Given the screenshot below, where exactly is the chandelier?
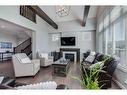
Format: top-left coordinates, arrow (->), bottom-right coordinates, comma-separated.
56,6 -> 70,17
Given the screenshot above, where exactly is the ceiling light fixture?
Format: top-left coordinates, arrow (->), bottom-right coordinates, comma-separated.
56,6 -> 70,17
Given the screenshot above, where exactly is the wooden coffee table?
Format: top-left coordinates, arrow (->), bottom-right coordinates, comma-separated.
52,59 -> 71,77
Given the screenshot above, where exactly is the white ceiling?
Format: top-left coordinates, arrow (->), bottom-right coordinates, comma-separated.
0,6 -> 98,37
39,6 -> 98,22
0,19 -> 32,39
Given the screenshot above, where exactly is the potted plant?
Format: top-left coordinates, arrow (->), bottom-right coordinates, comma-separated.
72,56 -> 110,89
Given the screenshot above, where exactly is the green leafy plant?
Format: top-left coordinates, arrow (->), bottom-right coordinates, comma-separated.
72,63 -> 102,89
71,55 -> 111,89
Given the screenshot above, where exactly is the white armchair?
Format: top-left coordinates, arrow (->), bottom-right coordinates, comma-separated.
37,52 -> 53,67
12,53 -> 40,77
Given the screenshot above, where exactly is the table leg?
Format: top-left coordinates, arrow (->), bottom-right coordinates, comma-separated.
2,53 -> 3,62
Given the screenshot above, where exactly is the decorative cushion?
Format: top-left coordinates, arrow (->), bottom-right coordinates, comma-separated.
85,55 -> 95,63
15,53 -> 28,63
90,51 -> 96,55
21,58 -> 31,64
59,57 -> 66,62
89,61 -> 104,69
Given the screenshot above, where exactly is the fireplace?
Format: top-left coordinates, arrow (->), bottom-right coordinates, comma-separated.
65,54 -> 74,62
63,51 -> 77,62
60,48 -> 80,62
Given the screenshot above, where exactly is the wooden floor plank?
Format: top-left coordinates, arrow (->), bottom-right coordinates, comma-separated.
0,60 -> 120,89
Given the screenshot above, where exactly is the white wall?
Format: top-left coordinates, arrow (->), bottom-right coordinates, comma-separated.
48,33 -> 60,52
0,31 -> 17,52
49,18 -> 96,33
0,6 -> 96,59
48,31 -> 96,62
48,18 -> 96,61
61,31 -> 96,61
0,6 -> 51,58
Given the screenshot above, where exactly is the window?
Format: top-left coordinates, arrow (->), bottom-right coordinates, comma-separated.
104,14 -> 109,28
98,21 -> 104,53
98,33 -> 103,53
0,42 -> 12,49
114,19 -> 126,66
102,31 -> 106,54
97,6 -> 127,67
106,27 -> 113,55
99,22 -> 103,32
52,34 -> 60,42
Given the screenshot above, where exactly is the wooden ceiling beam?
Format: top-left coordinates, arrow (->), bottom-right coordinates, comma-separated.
28,6 -> 58,29
82,6 -> 90,27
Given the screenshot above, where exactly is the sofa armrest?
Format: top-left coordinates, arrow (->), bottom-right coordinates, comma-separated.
98,71 -> 112,89
32,59 -> 40,64
98,71 -> 112,79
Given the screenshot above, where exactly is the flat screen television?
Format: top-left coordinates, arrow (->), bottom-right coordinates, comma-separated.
61,37 -> 75,46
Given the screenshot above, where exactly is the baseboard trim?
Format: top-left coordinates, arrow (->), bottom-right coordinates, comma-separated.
112,78 -> 126,89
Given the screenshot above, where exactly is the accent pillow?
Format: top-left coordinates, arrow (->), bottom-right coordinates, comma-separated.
85,55 -> 95,63
21,58 -> 31,64
90,51 -> 96,56
89,61 -> 104,69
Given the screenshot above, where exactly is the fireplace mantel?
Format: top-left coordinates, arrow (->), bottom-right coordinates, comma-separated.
60,48 -> 80,62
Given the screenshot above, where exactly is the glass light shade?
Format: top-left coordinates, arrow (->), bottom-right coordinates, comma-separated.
56,6 -> 70,17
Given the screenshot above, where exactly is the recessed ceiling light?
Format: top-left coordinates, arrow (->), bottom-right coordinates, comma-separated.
1,25 -> 5,28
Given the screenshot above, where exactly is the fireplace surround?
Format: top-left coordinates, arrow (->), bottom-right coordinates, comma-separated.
60,48 -> 80,62
63,51 -> 76,62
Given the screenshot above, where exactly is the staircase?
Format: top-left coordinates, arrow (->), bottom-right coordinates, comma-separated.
14,38 -> 32,56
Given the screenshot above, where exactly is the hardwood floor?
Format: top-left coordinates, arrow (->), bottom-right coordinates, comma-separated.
0,60 -> 120,89
16,62 -> 82,89
0,60 -> 15,78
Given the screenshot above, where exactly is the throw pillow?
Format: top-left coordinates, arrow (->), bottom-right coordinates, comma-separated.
85,55 -> 95,63
90,51 -> 96,55
21,58 -> 31,64
89,61 -> 104,69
